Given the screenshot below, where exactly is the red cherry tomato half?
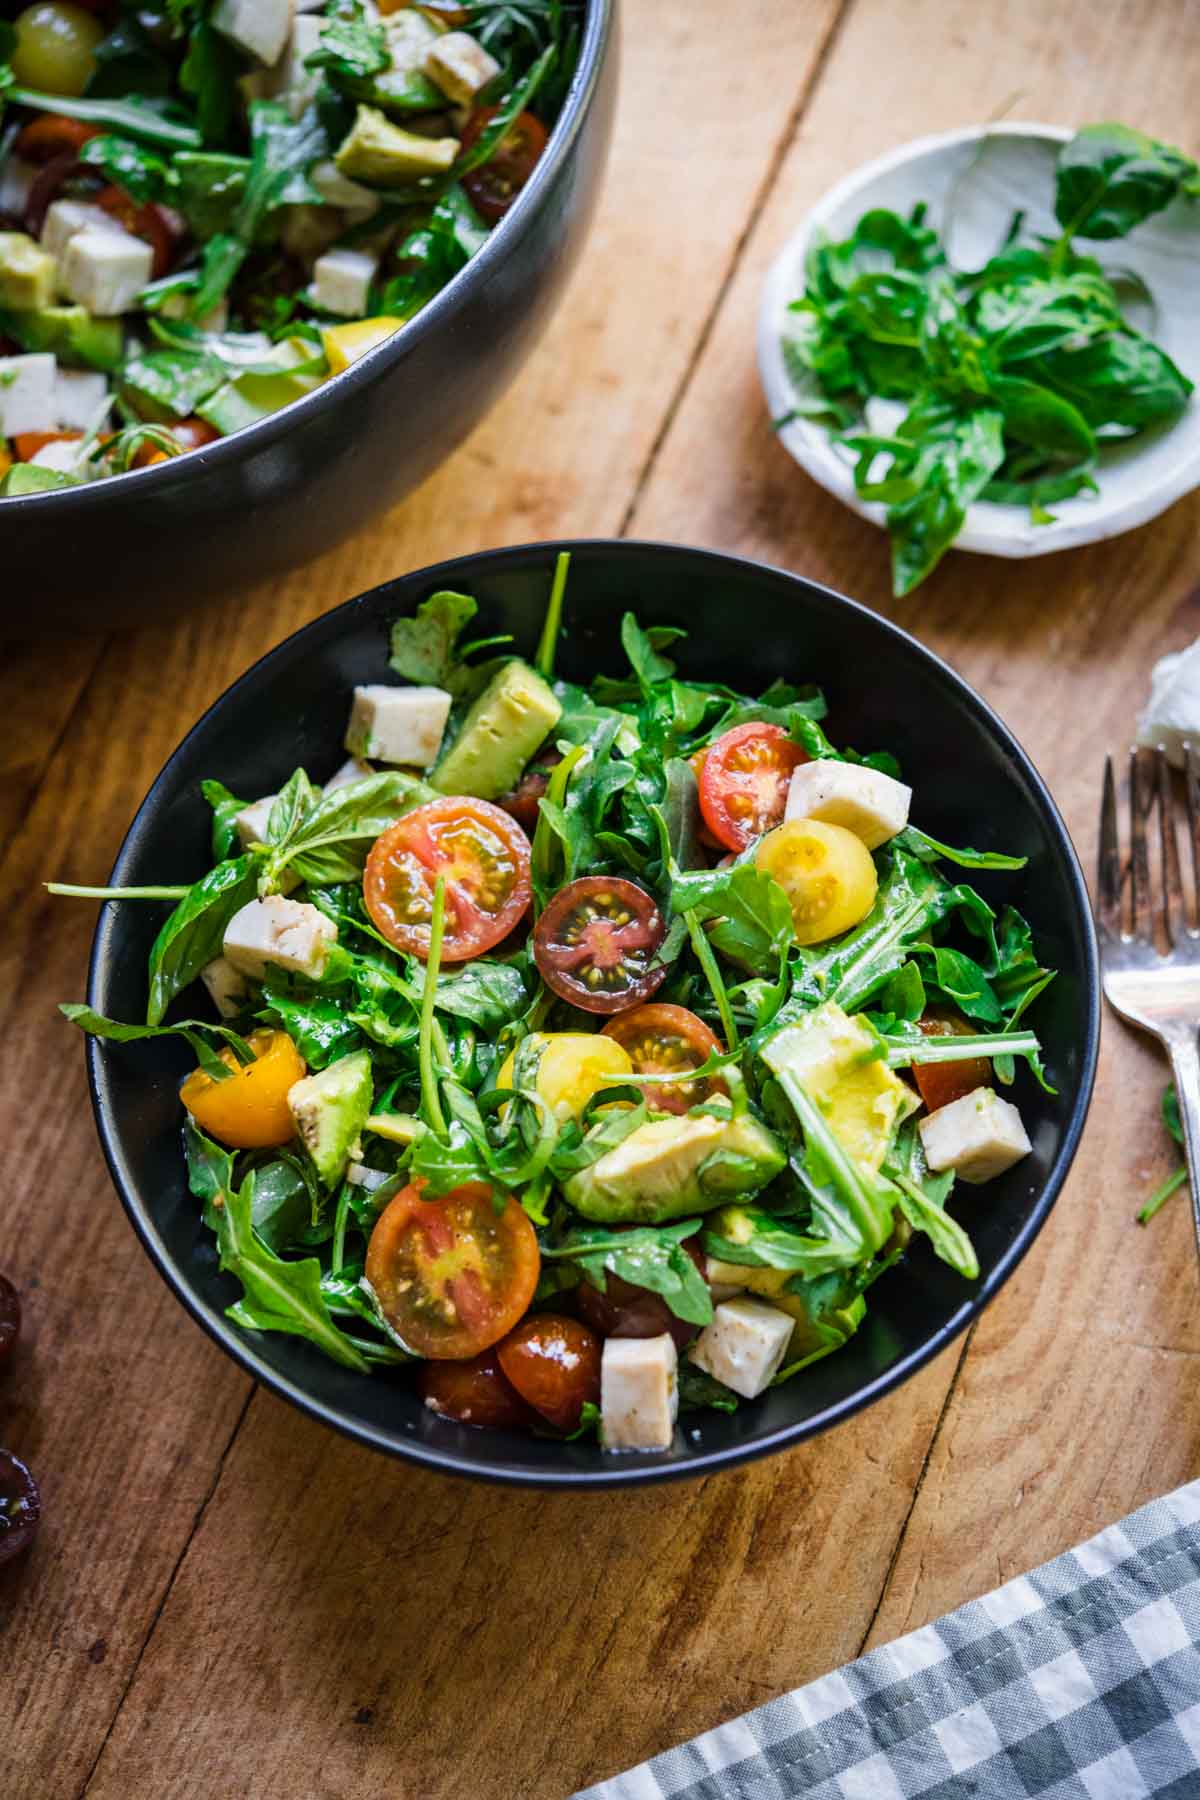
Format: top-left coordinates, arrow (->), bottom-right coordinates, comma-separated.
575,1234 -> 708,1352
365,1180 -> 540,1360
14,114 -> 100,162
419,1348 -> 538,1430
96,184 -> 175,279
0,1449 -> 40,1567
498,746 -> 563,834
698,722 -> 809,853
461,107 -> 549,223
0,1275 -> 20,1367
913,1012 -> 993,1114
364,796 -> 532,963
496,1314 -> 602,1432
602,1004 -> 727,1116
532,875 -> 667,1015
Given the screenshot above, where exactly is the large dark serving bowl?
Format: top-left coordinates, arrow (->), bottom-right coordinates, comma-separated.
85,541 -> 1100,1487
2,4 -> 616,633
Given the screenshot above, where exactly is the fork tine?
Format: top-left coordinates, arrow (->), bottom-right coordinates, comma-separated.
1098,754 -> 1122,936
1184,743 -> 1200,928
1157,746 -> 1186,944
1129,747 -> 1155,943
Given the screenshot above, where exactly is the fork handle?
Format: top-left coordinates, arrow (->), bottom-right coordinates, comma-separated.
1163,1026 -> 1200,1261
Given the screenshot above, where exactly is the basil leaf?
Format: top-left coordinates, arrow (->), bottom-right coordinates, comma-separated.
389,590 -> 479,688
1055,122 -> 1199,241
145,855 -> 259,1025
544,1219 -> 713,1327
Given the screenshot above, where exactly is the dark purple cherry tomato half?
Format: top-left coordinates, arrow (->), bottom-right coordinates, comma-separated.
0,1450 -> 41,1568
532,876 -> 668,1015
575,1235 -> 708,1352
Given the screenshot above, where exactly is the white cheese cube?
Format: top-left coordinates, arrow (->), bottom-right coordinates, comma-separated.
919,1086 -> 1032,1186
309,159 -> 381,221
600,1334 -> 678,1453
41,199 -> 123,262
310,247 -> 378,317
346,1161 -> 389,1191
234,794 -> 276,850
688,1297 -> 793,1400
345,684 -> 452,767
60,228 -> 154,317
29,437 -> 93,480
275,12 -> 324,117
0,353 -> 56,435
223,896 -> 337,982
1136,639 -> 1200,770
55,367 -> 109,430
785,760 -> 912,850
324,756 -> 374,793
424,30 -> 501,104
200,956 -> 250,1019
212,0 -> 293,65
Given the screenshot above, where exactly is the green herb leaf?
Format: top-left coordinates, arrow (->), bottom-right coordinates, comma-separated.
1055,122 -> 1199,241
145,855 -> 260,1026
544,1218 -> 714,1327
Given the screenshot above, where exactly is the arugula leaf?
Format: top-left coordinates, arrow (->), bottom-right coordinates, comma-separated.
669,858 -> 796,980
389,590 -> 481,690
201,779 -> 249,862
6,86 -> 203,149
1138,1084 -> 1187,1224
884,1120 -> 978,1280
434,961 -> 529,1029
260,982 -> 363,1067
145,855 -> 259,1025
899,826 -> 1027,871
60,1004 -> 253,1081
701,1206 -> 837,1273
305,0 -> 389,84
1055,122 -> 1199,241
452,41 -> 556,176
179,20 -> 239,145
80,134 -> 171,202
677,1364 -> 739,1414
543,1219 -> 714,1326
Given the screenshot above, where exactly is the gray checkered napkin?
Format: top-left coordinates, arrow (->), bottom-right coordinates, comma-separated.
573,1481 -> 1200,1800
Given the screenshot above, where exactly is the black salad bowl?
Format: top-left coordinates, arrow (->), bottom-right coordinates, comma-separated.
85,541 -> 1100,1488
0,4 -> 616,634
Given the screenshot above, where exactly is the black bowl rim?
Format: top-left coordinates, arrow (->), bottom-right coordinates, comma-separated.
0,0 -> 615,518
85,539 -> 1101,1489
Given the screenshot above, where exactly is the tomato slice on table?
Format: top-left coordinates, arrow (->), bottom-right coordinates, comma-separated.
364,796 -> 532,962
699,722 -> 808,853
532,876 -> 667,1015
365,1180 -> 540,1359
461,107 -> 549,223
419,1348 -> 539,1430
602,1004 -> 726,1116
496,1314 -> 602,1432
912,1011 -> 993,1114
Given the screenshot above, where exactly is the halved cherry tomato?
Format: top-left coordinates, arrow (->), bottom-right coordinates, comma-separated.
12,429 -> 80,462
130,417 -> 219,468
96,184 -> 175,279
0,1450 -> 40,1568
461,107 -> 549,224
913,1012 -> 993,1114
0,1274 -> 20,1367
14,113 -> 100,162
499,746 -> 563,833
419,1348 -> 538,1430
699,722 -> 808,853
179,1029 -> 306,1150
532,875 -> 667,1015
689,747 -> 726,855
496,1314 -> 601,1433
365,1180 -> 540,1359
364,797 -> 532,963
602,1004 -> 726,1116
575,1233 -> 708,1352
496,1031 -> 634,1124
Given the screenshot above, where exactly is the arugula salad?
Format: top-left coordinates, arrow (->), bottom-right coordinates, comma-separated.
0,0 -> 579,493
57,559 -> 1056,1452
778,122 -> 1198,596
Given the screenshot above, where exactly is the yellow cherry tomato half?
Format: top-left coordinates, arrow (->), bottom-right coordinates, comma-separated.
755,817 -> 878,947
12,3 -> 104,97
496,1031 -> 634,1124
321,316 -> 405,375
180,1029 -> 306,1150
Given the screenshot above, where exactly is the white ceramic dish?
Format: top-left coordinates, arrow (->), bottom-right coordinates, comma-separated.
757,123 -> 1200,561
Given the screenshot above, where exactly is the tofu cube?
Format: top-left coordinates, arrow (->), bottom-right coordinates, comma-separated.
424,30 -> 501,105
60,228 -> 154,317
309,159 -> 381,221
56,368 -> 110,431
600,1335 -> 678,1452
41,199 -> 122,262
275,12 -> 324,117
0,353 -> 56,435
919,1086 -> 1032,1186
310,247 -> 378,318
212,0 -> 293,66
345,684 -> 452,767
223,896 -> 338,982
200,956 -> 250,1020
346,1161 -> 389,1192
234,794 -> 276,850
324,756 -> 375,793
785,760 -> 912,850
29,438 -> 91,479
688,1298 -> 793,1400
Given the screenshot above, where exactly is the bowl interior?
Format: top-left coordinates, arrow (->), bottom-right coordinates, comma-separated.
758,124 -> 1200,558
87,542 -> 1099,1486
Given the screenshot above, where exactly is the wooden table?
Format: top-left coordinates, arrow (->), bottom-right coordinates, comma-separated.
4,2 -> 1199,1793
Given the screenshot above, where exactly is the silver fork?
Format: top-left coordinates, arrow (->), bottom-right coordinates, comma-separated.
1099,743 -> 1200,1252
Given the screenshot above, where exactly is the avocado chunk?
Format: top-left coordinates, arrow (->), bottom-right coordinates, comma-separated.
347,12 -> 445,114
335,105 -> 460,186
287,1050 -> 374,1184
0,303 -> 123,372
195,336 -> 325,435
763,1000 -> 916,1173
432,660 -> 562,800
0,463 -> 81,496
0,233 -> 56,312
564,1112 -> 786,1224
703,1208 -> 866,1356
